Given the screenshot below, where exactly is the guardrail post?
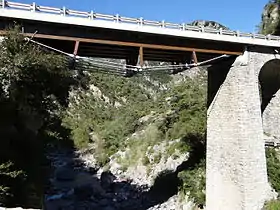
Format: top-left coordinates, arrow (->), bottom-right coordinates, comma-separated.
61,6 -> 66,16
266,34 -> 271,40
201,26 -> 204,33
31,2 -> 36,12
115,14 -> 120,23
182,23 -> 185,31
219,28 -> 223,35
161,20 -> 165,28
89,10 -> 95,20
1,0 -> 5,8
139,17 -> 143,26
236,30 -> 240,37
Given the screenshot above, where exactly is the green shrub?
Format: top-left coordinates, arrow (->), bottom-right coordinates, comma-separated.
265,199 -> 280,210
266,148 -> 280,193
178,159 -> 206,206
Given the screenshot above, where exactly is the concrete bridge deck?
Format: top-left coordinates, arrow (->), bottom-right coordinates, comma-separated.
1,1 -> 280,65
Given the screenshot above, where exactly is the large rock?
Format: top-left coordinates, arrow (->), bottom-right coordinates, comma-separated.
74,185 -> 94,200
100,171 -> 116,190
55,167 -> 75,181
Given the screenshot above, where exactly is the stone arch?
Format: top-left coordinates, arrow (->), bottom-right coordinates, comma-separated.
259,58 -> 280,138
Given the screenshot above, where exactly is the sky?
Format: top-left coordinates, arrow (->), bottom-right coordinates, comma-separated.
15,0 -> 269,33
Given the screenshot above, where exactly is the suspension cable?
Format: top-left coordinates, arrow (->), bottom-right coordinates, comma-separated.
24,37 -> 232,76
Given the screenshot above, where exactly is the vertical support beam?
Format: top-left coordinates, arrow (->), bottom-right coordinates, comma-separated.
139,46 -> 144,67
73,40 -> 80,57
69,41 -> 80,70
192,51 -> 198,64
207,51 -> 270,210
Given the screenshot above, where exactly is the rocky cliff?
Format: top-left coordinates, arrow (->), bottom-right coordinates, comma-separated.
189,20 -> 229,30
259,0 -> 280,35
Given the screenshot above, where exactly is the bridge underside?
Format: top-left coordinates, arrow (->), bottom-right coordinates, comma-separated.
0,17 -> 244,65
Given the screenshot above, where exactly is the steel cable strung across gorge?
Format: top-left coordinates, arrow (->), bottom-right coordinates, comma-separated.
25,37 -> 232,76
74,56 -> 177,75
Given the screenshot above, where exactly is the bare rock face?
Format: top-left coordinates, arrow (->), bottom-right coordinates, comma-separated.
189,20 -> 229,30
259,1 -> 280,35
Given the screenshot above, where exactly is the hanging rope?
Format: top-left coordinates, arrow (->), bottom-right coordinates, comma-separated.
24,37 -> 232,77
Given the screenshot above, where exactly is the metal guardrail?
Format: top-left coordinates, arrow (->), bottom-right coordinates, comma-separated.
1,0 -> 280,42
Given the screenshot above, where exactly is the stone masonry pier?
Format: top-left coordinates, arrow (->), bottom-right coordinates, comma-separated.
206,48 -> 280,210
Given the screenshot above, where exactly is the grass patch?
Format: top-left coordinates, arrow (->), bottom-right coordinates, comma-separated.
265,199 -> 280,210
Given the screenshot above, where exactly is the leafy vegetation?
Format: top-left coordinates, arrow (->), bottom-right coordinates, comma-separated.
258,0 -> 280,35
266,148 -> 280,194
0,27 -> 76,207
263,148 -> 280,209
63,72 -> 171,164
0,27 -> 207,207
64,62 -> 207,207
265,199 -> 280,210
178,159 -> 206,206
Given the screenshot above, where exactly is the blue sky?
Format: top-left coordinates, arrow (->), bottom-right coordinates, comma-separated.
15,0 -> 268,33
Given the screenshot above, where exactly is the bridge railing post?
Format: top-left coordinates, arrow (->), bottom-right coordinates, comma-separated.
89,10 -> 95,20
201,26 -> 204,33
182,23 -> 185,31
31,2 -> 36,12
115,14 -> 120,23
1,0 -> 5,9
61,6 -> 66,16
236,30 -> 240,37
219,28 -> 223,35
266,34 -> 271,41
161,20 -> 165,28
139,17 -> 143,26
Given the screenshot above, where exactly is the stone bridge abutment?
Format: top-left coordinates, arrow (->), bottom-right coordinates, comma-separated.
206,47 -> 280,210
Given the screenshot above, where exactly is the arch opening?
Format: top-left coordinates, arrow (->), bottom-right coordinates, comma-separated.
259,59 -> 280,113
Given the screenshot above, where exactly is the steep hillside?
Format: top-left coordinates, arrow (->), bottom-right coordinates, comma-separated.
58,67 -> 207,209
259,0 -> 280,35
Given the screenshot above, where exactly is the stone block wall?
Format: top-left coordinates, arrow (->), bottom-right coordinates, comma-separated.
206,48 -> 278,210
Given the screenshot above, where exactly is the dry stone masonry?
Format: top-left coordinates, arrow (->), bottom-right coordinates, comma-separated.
207,47 -> 280,210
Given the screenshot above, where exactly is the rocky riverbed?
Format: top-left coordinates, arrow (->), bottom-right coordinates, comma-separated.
43,144 -> 196,210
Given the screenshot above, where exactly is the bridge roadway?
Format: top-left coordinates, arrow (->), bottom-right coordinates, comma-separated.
1,1 -> 280,67
2,1 -> 280,209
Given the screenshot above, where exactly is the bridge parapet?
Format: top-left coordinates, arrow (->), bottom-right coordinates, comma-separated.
1,0 -> 280,43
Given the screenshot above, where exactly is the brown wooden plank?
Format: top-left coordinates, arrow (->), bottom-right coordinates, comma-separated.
73,40 -> 80,56
0,30 -> 242,55
192,51 -> 198,64
139,46 -> 144,67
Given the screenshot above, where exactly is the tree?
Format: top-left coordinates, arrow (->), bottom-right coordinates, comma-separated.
0,27 -> 76,207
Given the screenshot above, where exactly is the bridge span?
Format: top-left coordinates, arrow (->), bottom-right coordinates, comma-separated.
2,1 -> 280,210
1,1 -> 280,67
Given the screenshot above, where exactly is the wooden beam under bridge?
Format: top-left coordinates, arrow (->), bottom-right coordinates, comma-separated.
0,30 -> 243,56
